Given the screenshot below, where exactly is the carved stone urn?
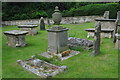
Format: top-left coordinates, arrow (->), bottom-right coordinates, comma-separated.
52,6 -> 62,25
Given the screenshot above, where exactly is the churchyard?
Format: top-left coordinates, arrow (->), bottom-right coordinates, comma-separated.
2,2 -> 120,78
2,22 -> 118,78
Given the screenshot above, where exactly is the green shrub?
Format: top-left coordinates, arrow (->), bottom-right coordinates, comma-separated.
63,3 -> 119,19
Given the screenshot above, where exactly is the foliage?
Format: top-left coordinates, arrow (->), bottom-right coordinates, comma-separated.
2,2 -> 120,21
63,3 -> 120,19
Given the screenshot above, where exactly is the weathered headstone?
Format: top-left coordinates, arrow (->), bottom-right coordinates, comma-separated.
40,17 -> 45,30
103,11 -> 109,19
113,20 -> 118,43
47,26 -> 69,54
117,11 -> 120,21
47,18 -> 51,27
115,33 -> 120,49
92,21 -> 101,56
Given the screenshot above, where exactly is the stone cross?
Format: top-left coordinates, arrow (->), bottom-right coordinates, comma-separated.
40,17 -> 45,30
117,11 -> 120,21
92,21 -> 101,56
103,11 -> 109,19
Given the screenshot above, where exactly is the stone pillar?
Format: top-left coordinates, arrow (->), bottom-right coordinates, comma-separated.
40,17 -> 45,30
103,11 -> 109,19
117,11 -> 120,21
47,26 -> 69,54
92,21 -> 101,56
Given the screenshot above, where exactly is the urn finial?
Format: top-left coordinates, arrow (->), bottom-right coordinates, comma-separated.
54,6 -> 60,12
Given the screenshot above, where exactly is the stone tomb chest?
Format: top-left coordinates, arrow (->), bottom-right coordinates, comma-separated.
4,30 -> 28,47
85,19 -> 116,38
85,28 -> 114,38
18,25 -> 38,36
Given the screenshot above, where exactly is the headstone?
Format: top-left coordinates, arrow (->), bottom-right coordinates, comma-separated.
115,33 -> 120,49
117,11 -> 120,21
47,18 -> 51,27
113,20 -> 119,43
103,11 -> 109,19
40,17 -> 45,30
92,21 -> 101,56
47,26 -> 69,54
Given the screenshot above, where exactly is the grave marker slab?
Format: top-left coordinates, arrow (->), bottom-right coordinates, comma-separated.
40,17 -> 45,30
92,22 -> 101,56
103,11 -> 109,19
115,33 -> 120,50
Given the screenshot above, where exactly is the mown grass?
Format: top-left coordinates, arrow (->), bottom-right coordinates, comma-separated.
2,22 -> 118,78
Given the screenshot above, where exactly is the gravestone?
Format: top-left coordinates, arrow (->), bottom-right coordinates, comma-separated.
92,21 -> 101,56
40,17 -> 45,30
103,11 -> 109,19
4,30 -> 28,47
47,26 -> 69,54
113,20 -> 119,43
117,11 -> 120,21
47,18 -> 51,27
115,33 -> 120,49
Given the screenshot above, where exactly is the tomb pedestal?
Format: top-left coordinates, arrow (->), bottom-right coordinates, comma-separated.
4,30 -> 28,47
40,26 -> 80,61
18,25 -> 38,36
47,26 -> 69,54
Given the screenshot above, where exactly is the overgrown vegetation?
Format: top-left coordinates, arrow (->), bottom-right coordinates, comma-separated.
2,2 -> 120,21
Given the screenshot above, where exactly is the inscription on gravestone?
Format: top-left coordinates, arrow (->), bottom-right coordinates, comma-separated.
92,21 -> 101,56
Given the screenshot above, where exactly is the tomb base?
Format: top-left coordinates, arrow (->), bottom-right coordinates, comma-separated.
40,50 -> 80,61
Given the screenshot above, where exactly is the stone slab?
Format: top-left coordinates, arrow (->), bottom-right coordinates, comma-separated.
17,57 -> 67,78
18,25 -> 38,28
4,30 -> 28,35
85,28 -> 114,32
18,25 -> 38,36
95,19 -> 116,22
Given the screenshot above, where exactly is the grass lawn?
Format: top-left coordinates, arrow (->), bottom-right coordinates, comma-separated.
2,22 -> 118,78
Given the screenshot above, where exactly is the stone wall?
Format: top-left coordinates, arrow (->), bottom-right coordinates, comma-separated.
2,16 -> 102,26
